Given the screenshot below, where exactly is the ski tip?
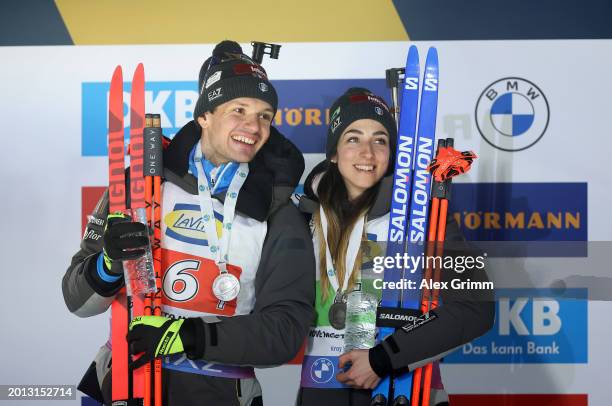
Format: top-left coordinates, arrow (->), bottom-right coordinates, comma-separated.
131,63 -> 145,95
426,47 -> 439,65
407,45 -> 419,63
111,65 -> 123,81
406,45 -> 420,77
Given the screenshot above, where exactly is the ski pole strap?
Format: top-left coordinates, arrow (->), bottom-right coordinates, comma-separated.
427,145 -> 478,182
376,306 -> 422,329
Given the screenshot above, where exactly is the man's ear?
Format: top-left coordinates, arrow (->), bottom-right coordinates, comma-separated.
196,115 -> 207,129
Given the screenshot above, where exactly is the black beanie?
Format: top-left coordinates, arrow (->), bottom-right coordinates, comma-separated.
193,40 -> 278,120
326,88 -> 397,159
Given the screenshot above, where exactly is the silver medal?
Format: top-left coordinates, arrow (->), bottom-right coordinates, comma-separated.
212,272 -> 241,302
319,207 -> 366,331
328,292 -> 347,330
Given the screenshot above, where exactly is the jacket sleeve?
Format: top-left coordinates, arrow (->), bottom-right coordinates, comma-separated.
370,216 -> 495,375
194,202 -> 316,366
62,189 -> 124,318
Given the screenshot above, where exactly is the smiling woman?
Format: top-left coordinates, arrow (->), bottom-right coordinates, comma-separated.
296,87 -> 495,406
296,88 -> 399,405
334,119 -> 391,200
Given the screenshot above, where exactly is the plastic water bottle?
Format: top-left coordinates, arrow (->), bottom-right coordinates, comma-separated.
344,290 -> 378,351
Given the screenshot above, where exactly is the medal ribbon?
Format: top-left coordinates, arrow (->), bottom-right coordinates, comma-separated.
319,205 -> 365,295
194,146 -> 249,271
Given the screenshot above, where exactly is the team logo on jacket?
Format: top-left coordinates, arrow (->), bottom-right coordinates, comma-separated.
164,203 -> 223,245
475,77 -> 549,152
310,358 -> 335,383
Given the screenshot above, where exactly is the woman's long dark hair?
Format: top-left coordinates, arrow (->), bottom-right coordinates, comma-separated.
315,163 -> 381,303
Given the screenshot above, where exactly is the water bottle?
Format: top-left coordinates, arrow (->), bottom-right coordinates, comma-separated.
344,290 -> 378,351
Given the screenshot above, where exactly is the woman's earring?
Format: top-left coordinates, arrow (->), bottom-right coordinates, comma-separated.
330,159 -> 337,164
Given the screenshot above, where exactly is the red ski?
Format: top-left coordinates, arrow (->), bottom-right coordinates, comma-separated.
109,63 -> 158,405
108,65 -> 129,404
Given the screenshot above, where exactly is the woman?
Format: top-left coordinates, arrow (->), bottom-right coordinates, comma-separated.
297,88 -> 495,406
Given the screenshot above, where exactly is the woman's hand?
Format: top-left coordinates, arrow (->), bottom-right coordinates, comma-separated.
336,349 -> 381,389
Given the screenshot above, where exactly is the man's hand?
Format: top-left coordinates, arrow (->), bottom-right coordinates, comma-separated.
336,349 -> 381,389
102,212 -> 148,274
127,316 -> 186,369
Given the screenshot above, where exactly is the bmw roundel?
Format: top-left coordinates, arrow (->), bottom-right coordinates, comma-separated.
310,358 -> 335,384
475,77 -> 550,152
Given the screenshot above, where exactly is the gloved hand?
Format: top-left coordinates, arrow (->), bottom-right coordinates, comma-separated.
102,212 -> 148,274
128,316 -> 189,369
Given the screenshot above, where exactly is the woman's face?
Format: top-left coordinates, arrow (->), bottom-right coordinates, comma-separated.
333,119 -> 391,200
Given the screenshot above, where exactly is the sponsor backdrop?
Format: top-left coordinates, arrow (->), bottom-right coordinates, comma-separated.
1,10 -> 611,405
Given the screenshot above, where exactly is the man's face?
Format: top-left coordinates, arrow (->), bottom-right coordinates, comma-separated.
197,97 -> 274,165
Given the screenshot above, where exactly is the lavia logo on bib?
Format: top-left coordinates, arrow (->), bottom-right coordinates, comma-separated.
164,203 -> 224,246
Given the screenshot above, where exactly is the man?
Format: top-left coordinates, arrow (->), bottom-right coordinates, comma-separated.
63,40 -> 315,405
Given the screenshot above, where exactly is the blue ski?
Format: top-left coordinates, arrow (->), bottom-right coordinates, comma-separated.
371,45 -> 421,406
371,46 -> 439,406
392,47 -> 439,406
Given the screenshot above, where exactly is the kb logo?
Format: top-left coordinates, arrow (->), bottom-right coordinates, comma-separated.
444,289 -> 588,364
499,297 -> 561,336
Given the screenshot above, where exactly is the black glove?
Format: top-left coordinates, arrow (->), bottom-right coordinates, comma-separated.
127,316 -> 203,369
102,212 -> 148,274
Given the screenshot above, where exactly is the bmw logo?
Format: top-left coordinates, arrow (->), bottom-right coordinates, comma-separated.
310,358 -> 335,384
475,77 -> 549,152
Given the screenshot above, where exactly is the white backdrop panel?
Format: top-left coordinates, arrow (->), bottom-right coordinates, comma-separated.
0,40 -> 610,405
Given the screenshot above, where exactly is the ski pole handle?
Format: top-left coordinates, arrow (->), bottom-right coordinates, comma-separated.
385,67 -> 405,125
251,41 -> 281,64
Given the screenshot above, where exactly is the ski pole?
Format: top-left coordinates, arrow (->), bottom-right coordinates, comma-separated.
251,41 -> 281,64
414,138 -> 477,406
410,139 -> 444,406
144,113 -> 164,405
152,114 -> 164,406
144,114 -> 153,406
410,138 -> 451,406
420,174 -> 448,406
385,67 -> 405,124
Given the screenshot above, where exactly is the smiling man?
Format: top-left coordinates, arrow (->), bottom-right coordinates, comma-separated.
197,98 -> 274,164
63,41 -> 315,405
